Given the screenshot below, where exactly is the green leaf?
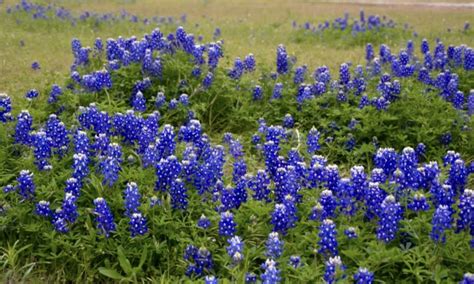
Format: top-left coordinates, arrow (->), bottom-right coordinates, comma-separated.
138,246 -> 148,269
117,246 -> 133,276
98,268 -> 123,280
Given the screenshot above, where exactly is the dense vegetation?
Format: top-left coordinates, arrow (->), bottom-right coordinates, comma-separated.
1,1 -> 473,283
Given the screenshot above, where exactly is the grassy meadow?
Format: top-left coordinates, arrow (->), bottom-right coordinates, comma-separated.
0,0 -> 474,283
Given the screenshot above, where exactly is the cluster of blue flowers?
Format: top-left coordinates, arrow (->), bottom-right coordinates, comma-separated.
7,0 -> 185,27
2,14 -> 474,283
293,11 -> 399,37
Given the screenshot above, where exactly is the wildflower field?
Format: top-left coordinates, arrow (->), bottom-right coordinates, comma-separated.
0,0 -> 473,283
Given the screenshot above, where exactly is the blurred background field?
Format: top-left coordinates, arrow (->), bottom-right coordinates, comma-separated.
1,0 -> 473,96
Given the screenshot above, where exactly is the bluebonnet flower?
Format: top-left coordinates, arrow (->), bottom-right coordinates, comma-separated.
208,41 -> 223,69
289,256 -> 301,268
430,204 -> 452,244
339,63 -> 350,85
197,214 -> 211,229
169,98 -> 178,110
52,209 -> 69,233
25,89 -> 39,100
460,273 -> 474,284
253,85 -> 263,101
408,193 -> 430,212
16,170 -> 35,200
283,114 -> 294,128
149,196 -> 161,208
100,155 -> 121,187
124,182 -> 141,217
374,148 -> 398,176
309,202 -> 324,221
443,150 -> 461,166
229,139 -> 244,159
325,165 -> 340,192
345,134 -> 356,151
261,259 -> 281,284
449,159 -> 468,193
344,227 -> 358,239
324,256 -> 345,284
319,190 -> 337,219
399,147 -> 419,189
415,143 -> 426,158
129,212 -> 148,237
271,201 -> 293,235
468,92 -> 474,116
179,93 -> 189,106
440,132 -> 452,146
226,236 -> 244,263
366,43 -> 374,62
3,184 -> 15,194
430,183 -> 455,209
94,37 -> 103,53
232,160 -> 247,186
93,133 -> 110,156
191,66 -> 201,77
453,91 -> 464,109
307,127 -> 321,153
203,71 -> 214,89
376,195 -> 403,243
155,155 -> 181,191
348,118 -> 359,130
354,267 -> 374,284
184,246 -> 214,277
364,182 -> 386,220
421,38 -> 430,54
272,83 -> 283,100
31,61 -> 40,70
35,200 -> 52,218
245,273 -> 257,283
72,153 -> 89,181
248,169 -> 271,202
45,115 -> 69,154
62,193 -> 78,223
266,232 -> 284,258
32,131 -> 52,170
276,44 -> 288,75
358,95 -> 370,109
219,185 -> 238,212
229,57 -> 244,80
0,93 -> 12,123
464,48 -> 474,70
234,178 -> 248,209
293,65 -> 307,84
263,141 -> 280,177
456,189 -> 474,246
132,91 -> 146,112
100,143 -> 122,186
244,53 -> 256,72
15,110 -> 33,145
64,177 -> 81,197
93,197 -> 116,238
219,211 -> 236,237
48,84 -> 62,104
350,165 -> 366,200
155,92 -> 166,108
318,219 -> 338,257
170,178 -> 188,210
204,276 -> 218,284
74,130 -> 90,155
